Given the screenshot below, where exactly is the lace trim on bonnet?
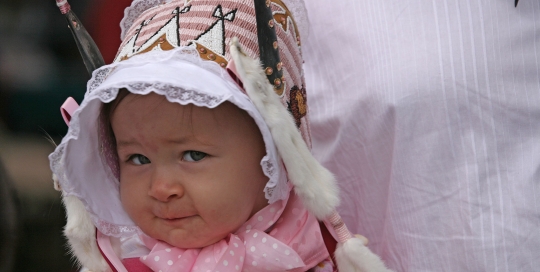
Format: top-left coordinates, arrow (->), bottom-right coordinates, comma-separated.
119,0 -> 309,41
49,47 -> 287,237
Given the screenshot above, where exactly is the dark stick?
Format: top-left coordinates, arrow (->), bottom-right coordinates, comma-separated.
56,0 -> 105,76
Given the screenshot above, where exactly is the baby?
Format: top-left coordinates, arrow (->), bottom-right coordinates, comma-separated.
50,0 -> 389,271
109,92 -> 269,249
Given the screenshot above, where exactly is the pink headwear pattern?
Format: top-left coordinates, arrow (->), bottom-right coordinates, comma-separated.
115,0 -> 311,148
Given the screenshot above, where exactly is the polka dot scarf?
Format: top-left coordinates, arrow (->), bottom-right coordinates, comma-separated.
139,186 -> 329,272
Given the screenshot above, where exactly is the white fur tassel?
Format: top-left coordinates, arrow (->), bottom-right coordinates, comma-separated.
327,211 -> 393,272
335,238 -> 393,272
54,174 -> 110,272
229,39 -> 392,272
63,194 -> 110,271
229,38 -> 339,219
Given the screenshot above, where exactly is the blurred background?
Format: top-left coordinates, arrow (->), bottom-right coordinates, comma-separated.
0,0 -> 130,270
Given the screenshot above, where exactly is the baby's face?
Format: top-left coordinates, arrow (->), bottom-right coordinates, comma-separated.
111,93 -> 268,248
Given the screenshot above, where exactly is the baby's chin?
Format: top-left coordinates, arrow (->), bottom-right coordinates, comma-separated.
170,235 -> 227,249
149,228 -> 230,249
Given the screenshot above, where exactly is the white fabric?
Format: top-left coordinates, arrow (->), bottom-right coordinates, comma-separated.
304,1 -> 540,271
49,47 -> 286,237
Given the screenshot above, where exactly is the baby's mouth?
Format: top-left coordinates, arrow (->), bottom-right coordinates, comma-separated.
157,213 -> 197,221
160,215 -> 197,226
163,217 -> 180,222
154,207 -> 196,220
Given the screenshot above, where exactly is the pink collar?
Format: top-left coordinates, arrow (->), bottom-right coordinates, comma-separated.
99,186 -> 329,272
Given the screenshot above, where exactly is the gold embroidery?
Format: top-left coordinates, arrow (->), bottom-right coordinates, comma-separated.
270,0 -> 301,45
295,91 -> 306,116
289,86 -> 307,127
193,42 -> 228,68
138,34 -> 176,55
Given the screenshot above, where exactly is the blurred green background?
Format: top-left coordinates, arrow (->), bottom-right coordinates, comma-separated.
0,0 -> 125,270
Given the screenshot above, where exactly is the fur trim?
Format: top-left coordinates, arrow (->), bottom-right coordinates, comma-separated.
335,237 -> 393,272
229,37 -> 339,219
62,192 -> 110,272
53,174 -> 62,191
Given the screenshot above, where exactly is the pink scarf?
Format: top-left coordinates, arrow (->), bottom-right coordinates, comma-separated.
99,186 -> 329,272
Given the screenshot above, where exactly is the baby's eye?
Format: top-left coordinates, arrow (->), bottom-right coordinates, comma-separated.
182,151 -> 207,162
128,154 -> 151,165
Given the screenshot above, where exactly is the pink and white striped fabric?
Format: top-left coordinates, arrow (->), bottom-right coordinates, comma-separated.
304,1 -> 540,271
116,0 -> 313,148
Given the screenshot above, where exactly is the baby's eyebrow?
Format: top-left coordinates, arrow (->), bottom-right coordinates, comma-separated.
116,140 -> 138,148
164,137 -> 190,144
165,137 -> 216,147
115,136 -> 208,147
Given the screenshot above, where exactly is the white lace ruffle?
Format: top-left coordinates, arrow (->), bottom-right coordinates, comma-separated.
119,0 -> 309,41
50,46 -> 287,237
88,46 -> 200,93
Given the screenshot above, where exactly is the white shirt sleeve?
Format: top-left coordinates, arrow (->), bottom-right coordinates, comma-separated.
303,1 -> 540,271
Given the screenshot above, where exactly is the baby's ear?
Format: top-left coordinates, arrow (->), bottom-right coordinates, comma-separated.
63,194 -> 110,272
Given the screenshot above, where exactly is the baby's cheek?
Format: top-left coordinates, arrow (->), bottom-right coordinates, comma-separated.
215,202 -> 253,231
119,180 -> 144,220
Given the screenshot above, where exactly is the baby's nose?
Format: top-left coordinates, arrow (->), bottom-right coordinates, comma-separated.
148,170 -> 184,202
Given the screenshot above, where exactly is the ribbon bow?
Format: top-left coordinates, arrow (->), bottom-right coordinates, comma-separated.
141,231 -> 305,272
140,195 -> 307,272
136,183 -> 331,272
